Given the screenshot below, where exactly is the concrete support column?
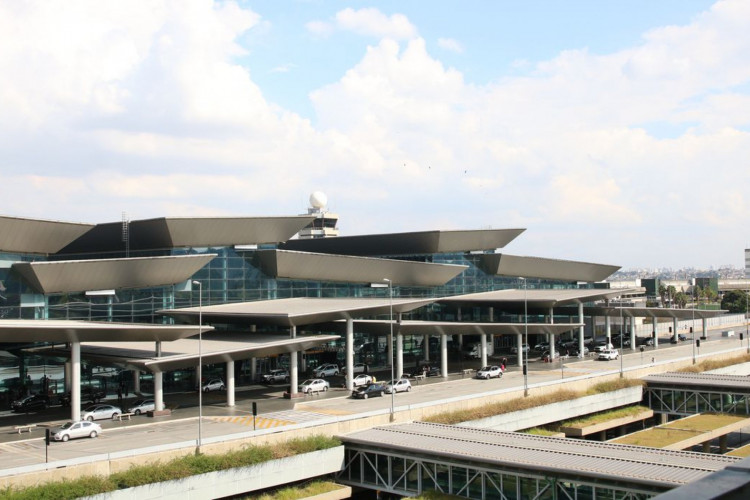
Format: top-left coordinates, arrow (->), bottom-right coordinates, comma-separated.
489,307 -> 494,322
630,317 -> 637,351
703,441 -> 711,453
660,414 -> 668,424
702,318 -> 708,339
396,333 -> 404,379
64,361 -> 72,393
154,371 -> 164,411
517,333 -> 523,367
250,357 -> 257,382
457,308 -> 463,350
619,426 -> 627,437
480,333 -> 488,368
289,326 -> 298,395
599,430 -> 607,441
424,333 -> 430,362
653,317 -> 659,348
227,360 -> 235,407
549,335 -> 556,359
720,435 -> 728,453
132,370 -> 140,394
71,342 -> 81,422
441,333 -> 448,378
345,318 -> 354,391
605,315 -> 612,344
673,317 -> 679,343
578,303 -> 585,358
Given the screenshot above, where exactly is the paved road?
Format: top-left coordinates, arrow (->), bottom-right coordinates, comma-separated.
1,331 -> 748,472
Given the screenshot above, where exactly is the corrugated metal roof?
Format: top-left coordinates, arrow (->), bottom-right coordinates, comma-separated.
161,297 -> 437,327
0,215 -> 93,255
12,254 -> 215,294
644,372 -> 750,392
477,253 -> 620,283
279,229 -> 525,256
254,250 -> 467,287
342,422 -> 739,488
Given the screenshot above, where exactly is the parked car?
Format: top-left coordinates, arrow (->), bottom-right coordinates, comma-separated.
671,334 -> 688,343
541,350 -> 560,362
598,349 -> 619,361
343,363 -> 368,375
52,420 -> 102,442
475,366 -> 503,379
313,364 -> 340,378
418,365 -> 441,377
637,337 -> 654,346
384,378 -> 412,394
82,404 -> 122,421
299,379 -> 330,394
352,383 -> 386,399
533,342 -> 549,351
200,379 -> 225,392
11,394 -> 49,412
510,344 -> 530,354
261,369 -> 290,383
352,374 -> 373,387
571,346 -> 590,356
594,343 -> 614,353
127,399 -> 155,415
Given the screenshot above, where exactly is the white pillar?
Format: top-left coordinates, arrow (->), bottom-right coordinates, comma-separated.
345,318 -> 354,391
289,326 -> 298,394
154,371 -> 164,411
549,307 -> 556,358
227,360 -> 235,407
387,332 -> 393,368
517,333 -> 523,367
673,317 -> 679,342
441,333 -> 448,377
396,334 -> 404,379
653,316 -> 659,348
630,316 -> 636,351
703,317 -> 708,339
424,333 -> 430,362
578,303 -> 585,358
64,361 -> 72,392
71,342 -> 81,421
250,357 -> 257,382
605,316 -> 611,343
489,307 -> 494,322
480,333 -> 488,367
133,370 -> 140,394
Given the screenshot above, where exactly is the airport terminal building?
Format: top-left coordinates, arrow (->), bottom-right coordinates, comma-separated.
0,195 -> 716,420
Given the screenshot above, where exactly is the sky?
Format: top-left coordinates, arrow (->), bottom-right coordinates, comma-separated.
1,0 -> 749,271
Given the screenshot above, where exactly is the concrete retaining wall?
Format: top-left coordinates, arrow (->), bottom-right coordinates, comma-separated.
82,447 -> 345,500
456,386 -> 644,431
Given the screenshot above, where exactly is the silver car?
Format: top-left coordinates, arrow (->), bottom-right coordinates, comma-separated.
384,378 -> 412,394
127,399 -> 155,415
82,404 -> 122,421
53,420 -> 102,441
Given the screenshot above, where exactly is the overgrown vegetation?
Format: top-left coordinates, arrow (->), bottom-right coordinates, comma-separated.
0,435 -> 341,500
246,480 -> 343,500
676,353 -> 750,373
424,378 -> 643,425
559,405 -> 651,429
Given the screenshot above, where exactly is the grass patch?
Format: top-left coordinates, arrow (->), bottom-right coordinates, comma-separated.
560,406 -> 651,429
0,435 -> 341,500
424,379 -> 643,425
662,414 -> 747,432
676,353 -> 750,373
522,427 -> 562,436
612,427 -> 701,448
247,480 -> 343,500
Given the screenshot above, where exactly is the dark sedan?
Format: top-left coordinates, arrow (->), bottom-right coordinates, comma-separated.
11,394 -> 49,412
352,383 -> 386,399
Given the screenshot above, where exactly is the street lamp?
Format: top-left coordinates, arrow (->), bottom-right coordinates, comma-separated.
692,279 -> 696,364
619,297 -> 624,378
520,277 -> 528,397
383,278 -> 395,421
192,280 -> 203,452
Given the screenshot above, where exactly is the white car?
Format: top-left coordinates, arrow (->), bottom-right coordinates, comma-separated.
594,343 -> 614,353
127,399 -> 155,415
299,379 -> 330,394
313,364 -> 340,377
344,363 -> 368,375
510,344 -> 530,354
476,366 -> 503,379
201,379 -> 226,392
352,374 -> 373,387
82,404 -> 122,421
384,378 -> 412,394
53,420 -> 102,442
598,349 -> 619,361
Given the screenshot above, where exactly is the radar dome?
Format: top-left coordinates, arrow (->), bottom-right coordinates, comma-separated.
309,191 -> 328,209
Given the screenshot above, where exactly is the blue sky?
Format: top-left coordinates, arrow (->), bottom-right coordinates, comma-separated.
0,0 -> 748,271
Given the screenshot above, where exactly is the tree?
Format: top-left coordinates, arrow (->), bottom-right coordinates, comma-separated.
673,291 -> 688,309
667,285 -> 677,308
658,285 -> 667,308
721,290 -> 749,314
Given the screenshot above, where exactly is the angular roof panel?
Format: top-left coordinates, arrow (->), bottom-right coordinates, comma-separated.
478,253 -> 620,282
0,319 -> 208,343
254,250 -> 467,287
441,288 -> 641,309
0,215 -> 93,255
12,254 -> 215,294
279,229 -> 525,256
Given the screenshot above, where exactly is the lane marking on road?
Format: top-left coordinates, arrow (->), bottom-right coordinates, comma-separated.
211,415 -> 294,429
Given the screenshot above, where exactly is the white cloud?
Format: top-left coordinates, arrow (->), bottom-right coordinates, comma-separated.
306,7 -> 417,41
437,37 -> 463,54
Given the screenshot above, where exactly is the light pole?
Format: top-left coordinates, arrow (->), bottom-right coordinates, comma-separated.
692,279 -> 696,364
520,277 -> 528,397
619,297 -> 624,378
192,280 -> 203,452
383,278 -> 395,421
746,287 -> 749,353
